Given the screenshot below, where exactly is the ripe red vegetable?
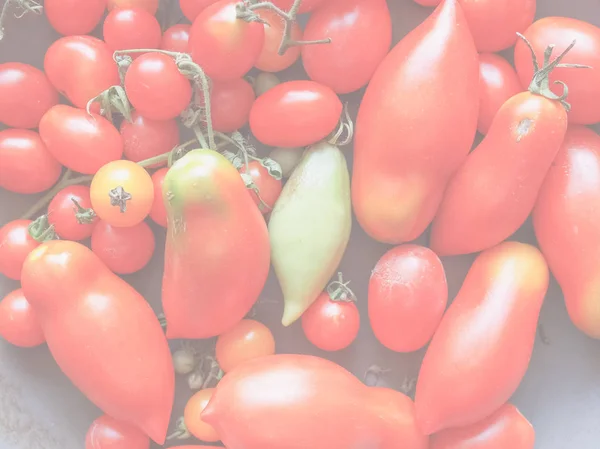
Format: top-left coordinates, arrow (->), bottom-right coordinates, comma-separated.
161,24 -> 191,53
272,0 -> 327,13
120,112 -> 180,167
45,0 -> 107,36
240,160 -> 283,214
47,185 -> 97,241
216,319 -> 276,372
211,78 -> 256,133
0,289 -> 45,348
85,414 -> 150,449
103,8 -> 162,53
0,220 -> 40,281
108,0 -> 158,14
149,168 -> 168,227
255,10 -> 302,73
179,0 -> 220,22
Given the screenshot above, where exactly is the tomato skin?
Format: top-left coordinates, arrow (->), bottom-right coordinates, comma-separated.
430,92 -> 567,256
240,160 -> 283,214
216,319 -> 275,372
302,0 -> 392,94
0,63 -> 59,129
161,24 -> 191,53
44,36 -> 120,110
413,0 -> 441,5
415,242 -> 548,435
149,168 -> 168,227
103,8 -> 162,53
85,414 -> 150,449
108,0 -> 158,14
352,0 -> 478,244
369,245 -> 447,353
180,0 -> 220,22
271,0 -> 327,13
48,185 -> 97,241
184,389 -> 220,442
120,112 -> 180,166
45,0 -> 106,36
21,240 -> 174,444
430,403 -> 535,449
0,289 -> 45,348
211,78 -> 256,133
0,220 -> 40,281
249,80 -> 342,147
255,10 -> 302,73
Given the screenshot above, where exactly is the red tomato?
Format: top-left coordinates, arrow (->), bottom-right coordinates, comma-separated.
0,288 -> 45,348
45,0 -> 106,36
271,0 -> 327,13
39,105 -> 124,175
121,112 -> 180,166
477,53 -> 522,135
216,319 -> 275,372
108,0 -> 158,14
413,0 -> 441,5
189,0 -> 265,80
125,52 -> 193,121
180,0 -> 220,21
44,36 -> 120,110
0,129 -> 62,195
48,185 -> 97,241
533,126 -> 600,339
302,0 -> 392,94
369,245 -> 447,353
149,168 -> 168,227
210,78 -> 255,133
184,388 -> 220,442
21,240 -> 174,444
415,242 -> 548,435
430,403 -> 535,449
249,80 -> 342,147
514,17 -> 600,125
103,8 -> 162,53
0,62 -> 59,129
85,414 -> 150,449
255,10 -> 302,73
240,160 -> 283,214
161,24 -> 191,53
0,220 -> 40,281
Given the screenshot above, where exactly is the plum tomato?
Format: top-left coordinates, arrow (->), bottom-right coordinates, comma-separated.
120,112 -> 180,167
180,0 -> 220,22
161,24 -> 191,53
0,289 -> 45,348
216,319 -> 276,372
108,0 -> 159,14
149,168 -> 168,228
47,185 -> 98,241
45,0 -> 107,36
240,160 -> 283,214
272,0 -> 327,13
0,220 -> 40,281
255,10 -> 302,73
85,414 -> 150,449
103,8 -> 162,53
210,78 -> 256,133
183,388 -> 220,442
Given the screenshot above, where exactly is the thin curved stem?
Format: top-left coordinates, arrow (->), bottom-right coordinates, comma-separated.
0,0 -> 42,41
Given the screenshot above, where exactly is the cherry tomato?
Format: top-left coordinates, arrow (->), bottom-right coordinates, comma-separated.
120,112 -> 180,167
125,52 -> 193,121
47,185 -> 97,241
255,10 -> 302,73
240,160 -> 283,214
183,388 -> 220,442
0,129 -> 62,195
210,78 -> 255,133
45,0 -> 107,36
86,414 -> 150,449
0,220 -> 40,281
180,0 -> 220,21
108,0 -> 158,14
272,0 -> 327,13
103,8 -> 162,53
0,62 -> 59,129
149,168 -> 168,227
39,105 -> 124,175
189,0 -> 265,80
44,36 -> 120,110
0,289 -> 45,348
216,319 -> 275,372
161,24 -> 191,53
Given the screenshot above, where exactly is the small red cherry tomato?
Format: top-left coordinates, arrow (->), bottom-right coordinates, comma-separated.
272,0 -> 327,13
184,388 -> 220,442
255,10 -> 302,73
0,129 -> 62,195
48,185 -> 98,241
149,167 -> 168,227
0,220 -> 40,281
103,8 -> 162,53
216,319 -> 276,372
85,414 -> 150,449
121,112 -> 180,167
108,0 -> 158,14
161,24 -> 191,53
45,0 -> 107,36
0,62 -> 59,129
125,52 -> 193,121
210,78 -> 255,133
0,289 -> 45,348
240,160 -> 283,214
189,0 -> 265,80
249,80 -> 342,147
180,0 -> 220,22
39,105 -> 123,175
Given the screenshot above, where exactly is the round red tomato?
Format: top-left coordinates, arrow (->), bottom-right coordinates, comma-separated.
149,168 -> 168,227
0,62 -> 59,129
161,24 -> 191,53
86,414 -> 150,449
271,0 -> 327,13
210,78 -> 255,133
48,185 -> 98,241
121,112 -> 180,166
216,319 -> 275,372
180,0 -> 220,21
108,0 -> 158,14
184,388 -> 220,442
125,52 -> 193,121
255,10 -> 302,73
189,0 -> 265,80
45,0 -> 106,36
0,289 -> 45,348
103,8 -> 162,53
0,129 -> 62,194
240,160 -> 282,214
0,220 -> 40,281
249,80 -> 342,147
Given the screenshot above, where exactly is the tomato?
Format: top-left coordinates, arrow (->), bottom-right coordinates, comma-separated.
369,245 -> 447,353
120,112 -> 180,167
0,129 -> 62,195
255,10 -> 302,73
124,52 -> 193,121
302,0 -> 391,94
352,0 -> 478,244
103,8 -> 162,53
180,0 -> 220,22
85,414 -> 150,449
45,0 -> 107,36
108,0 -> 158,14
44,36 -> 120,110
161,24 -> 191,53
149,168 -> 168,227
533,126 -> 600,339
189,0 -> 265,80
0,289 -> 45,348
210,78 -> 255,133
249,80 -> 342,147
216,319 -> 275,372
39,105 -> 123,175
415,242 -> 548,435
430,403 -> 535,449
514,17 -> 600,125
162,150 -> 270,339
0,220 -> 40,281
21,240 -> 174,444
0,62 -> 59,129
184,388 -> 220,442
477,53 -> 522,135
413,0 -> 441,5
202,354 -> 428,449
90,160 -> 154,228
271,0 -> 327,13
240,160 -> 283,214
48,185 -> 97,241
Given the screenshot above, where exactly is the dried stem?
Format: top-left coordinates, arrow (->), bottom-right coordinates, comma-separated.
0,0 -> 43,41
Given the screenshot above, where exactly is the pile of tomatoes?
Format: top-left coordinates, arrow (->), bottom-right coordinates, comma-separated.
1,0 -> 600,448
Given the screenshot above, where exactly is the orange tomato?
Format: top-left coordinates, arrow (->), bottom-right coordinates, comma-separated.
184,388 -> 220,442
216,319 -> 275,372
255,10 -> 302,73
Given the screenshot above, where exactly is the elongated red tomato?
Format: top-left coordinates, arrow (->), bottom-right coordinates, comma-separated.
0,220 -> 40,281
0,289 -> 45,348
161,24 -> 191,53
352,0 -> 478,244
47,185 -> 97,241
45,0 -> 107,36
180,0 -> 220,21
103,7 -> 162,53
250,80 -> 342,147
514,17 -> 600,125
415,242 -> 548,435
85,414 -> 150,449
120,112 -> 180,166
211,78 -> 256,133
533,126 -> 600,339
272,0 -> 327,13
430,403 -> 535,449
302,0 -> 392,94
21,240 -> 174,444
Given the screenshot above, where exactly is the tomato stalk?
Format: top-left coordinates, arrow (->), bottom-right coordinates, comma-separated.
27,215 -> 58,242
327,103 -> 354,147
0,0 -> 42,41
71,199 -> 97,225
326,272 -> 357,303
86,85 -> 133,123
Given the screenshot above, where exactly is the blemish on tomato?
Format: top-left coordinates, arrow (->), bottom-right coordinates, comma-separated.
516,118 -> 532,142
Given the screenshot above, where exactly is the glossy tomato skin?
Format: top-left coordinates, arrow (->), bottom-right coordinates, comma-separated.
0,220 -> 40,281
533,126 -> 600,339
149,168 -> 168,227
255,10 -> 302,73
302,0 -> 392,94
85,414 -> 150,449
249,80 -> 342,147
180,0 -> 220,21
211,78 -> 255,133
21,240 -> 174,444
430,92 -> 568,256
39,105 -> 124,175
44,36 -> 120,110
352,0 -> 479,244
240,160 -> 283,214
184,389 -> 220,442
45,0 -> 106,36
430,403 -> 535,449
108,0 -> 158,14
369,245 -> 447,353
514,17 -> 600,125
189,0 -> 265,80
0,63 -> 59,129
415,242 -> 548,435
272,0 -> 327,13
161,24 -> 191,53
216,319 -> 275,372
103,8 -> 162,52
120,112 -> 180,166
48,185 -> 97,241
0,289 -> 45,348
0,129 -> 62,195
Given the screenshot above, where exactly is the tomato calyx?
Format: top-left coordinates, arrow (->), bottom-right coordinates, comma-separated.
71,199 -> 97,225
86,85 -> 133,123
0,0 -> 42,41
108,186 -> 132,213
27,215 -> 58,242
326,272 -> 357,303
327,103 -> 354,147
